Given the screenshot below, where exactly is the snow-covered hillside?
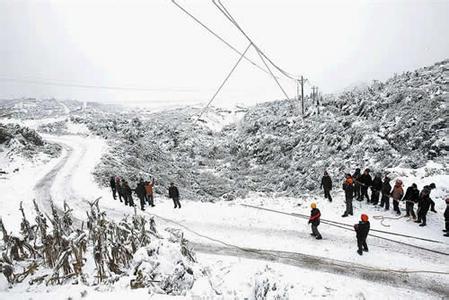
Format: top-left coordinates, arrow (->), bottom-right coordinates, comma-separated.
0,59 -> 448,299
64,59 -> 449,201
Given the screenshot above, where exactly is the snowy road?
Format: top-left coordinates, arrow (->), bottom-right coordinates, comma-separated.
27,132 -> 449,298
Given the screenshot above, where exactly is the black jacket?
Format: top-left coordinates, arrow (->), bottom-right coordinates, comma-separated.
354,221 -> 370,240
381,181 -> 392,195
110,178 -> 116,189
309,208 -> 321,226
169,186 -> 179,199
403,187 -> 420,203
343,182 -> 354,200
135,182 -> 146,198
123,184 -> 133,196
359,174 -> 372,187
418,194 -> 431,213
444,205 -> 449,221
321,175 -> 332,190
371,176 -> 382,192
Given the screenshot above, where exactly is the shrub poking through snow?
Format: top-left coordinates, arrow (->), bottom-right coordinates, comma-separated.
0,199 -> 202,295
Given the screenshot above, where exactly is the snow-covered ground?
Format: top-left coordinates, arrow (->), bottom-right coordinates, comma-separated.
1,121 -> 448,299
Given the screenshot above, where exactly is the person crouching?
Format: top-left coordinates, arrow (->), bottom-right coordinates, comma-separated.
308,202 -> 322,240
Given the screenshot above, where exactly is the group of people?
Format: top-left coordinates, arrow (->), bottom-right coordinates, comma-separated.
109,176 -> 181,211
308,203 -> 371,255
320,168 -> 448,237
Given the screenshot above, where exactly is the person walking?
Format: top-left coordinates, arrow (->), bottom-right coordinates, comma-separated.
358,169 -> 372,203
308,203 -> 322,240
135,179 -> 147,211
122,180 -> 134,207
443,197 -> 449,237
342,174 -> 354,217
110,176 -> 117,200
353,168 -> 361,200
145,177 -> 155,207
354,214 -> 370,255
391,179 -> 404,215
415,188 -> 432,227
403,183 -> 419,219
370,173 -> 382,205
116,177 -> 125,203
320,171 -> 333,202
169,182 -> 181,209
380,176 -> 392,210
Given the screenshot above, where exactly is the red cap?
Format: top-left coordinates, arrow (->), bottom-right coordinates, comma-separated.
361,214 -> 369,222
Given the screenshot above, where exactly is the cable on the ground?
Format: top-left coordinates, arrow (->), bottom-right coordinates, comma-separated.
146,211 -> 449,276
241,204 -> 449,256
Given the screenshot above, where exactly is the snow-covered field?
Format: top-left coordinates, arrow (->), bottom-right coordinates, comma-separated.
1,115 -> 448,299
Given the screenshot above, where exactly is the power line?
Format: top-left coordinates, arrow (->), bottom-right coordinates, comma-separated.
171,0 -> 275,79
194,43 -> 252,124
0,77 -> 198,93
213,0 -> 300,81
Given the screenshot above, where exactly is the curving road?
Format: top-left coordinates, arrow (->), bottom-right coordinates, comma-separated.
33,133 -> 449,298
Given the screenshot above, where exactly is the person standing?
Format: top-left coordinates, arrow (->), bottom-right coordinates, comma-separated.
135,179 -> 147,211
403,183 -> 419,219
428,183 -> 437,213
391,179 -> 404,215
443,197 -> 449,237
308,203 -> 322,240
358,169 -> 372,203
415,188 -> 431,227
342,174 -> 354,217
370,173 -> 382,205
353,168 -> 361,200
380,176 -> 392,210
145,177 -> 155,207
110,176 -> 117,200
122,180 -> 134,207
354,214 -> 370,255
169,182 -> 181,209
115,177 -> 125,203
320,171 -> 333,202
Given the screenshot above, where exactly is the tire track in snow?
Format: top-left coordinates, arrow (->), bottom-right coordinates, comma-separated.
191,242 -> 449,297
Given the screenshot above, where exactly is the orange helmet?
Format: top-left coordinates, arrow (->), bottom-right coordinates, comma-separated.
361,214 -> 369,222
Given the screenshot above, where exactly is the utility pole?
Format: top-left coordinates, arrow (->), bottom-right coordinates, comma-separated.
312,86 -> 319,115
300,76 -> 304,116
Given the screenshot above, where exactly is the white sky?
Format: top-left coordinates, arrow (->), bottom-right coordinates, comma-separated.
0,0 -> 448,107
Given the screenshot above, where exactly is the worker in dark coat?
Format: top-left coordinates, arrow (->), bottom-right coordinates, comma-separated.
135,179 -> 147,211
444,197 -> 449,237
358,169 -> 372,203
115,176 -> 124,203
308,202 -> 322,240
379,176 -> 392,210
354,214 -> 370,255
352,168 -> 361,200
415,188 -> 432,227
110,176 -> 117,200
428,183 -> 437,213
403,183 -> 419,219
320,171 -> 333,202
370,173 -> 382,205
168,182 -> 181,209
122,180 -> 134,207
342,174 -> 354,217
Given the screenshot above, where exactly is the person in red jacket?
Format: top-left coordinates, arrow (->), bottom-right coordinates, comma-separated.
308,202 -> 322,240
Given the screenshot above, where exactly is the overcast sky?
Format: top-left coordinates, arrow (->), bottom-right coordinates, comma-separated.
0,0 -> 448,107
